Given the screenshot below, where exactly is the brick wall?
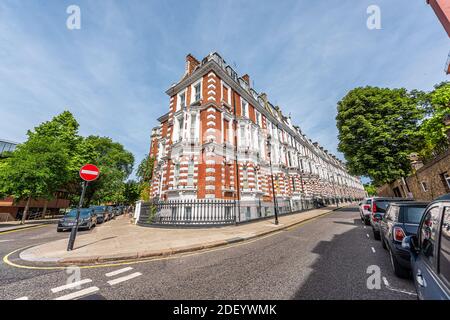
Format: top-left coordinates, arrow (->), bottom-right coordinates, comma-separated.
378,149 -> 450,201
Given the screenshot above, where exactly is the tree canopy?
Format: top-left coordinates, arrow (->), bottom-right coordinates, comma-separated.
0,111 -> 135,211
336,83 -> 450,186
336,86 -> 425,186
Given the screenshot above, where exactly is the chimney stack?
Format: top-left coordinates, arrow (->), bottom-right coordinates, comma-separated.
185,54 -> 200,77
242,74 -> 250,85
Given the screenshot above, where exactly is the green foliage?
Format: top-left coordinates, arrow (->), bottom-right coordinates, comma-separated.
336,86 -> 425,186
364,184 -> 377,196
122,180 -> 141,205
0,136 -> 70,203
80,136 -> 134,206
136,155 -> 155,182
136,155 -> 155,201
418,82 -> 450,159
146,204 -> 157,223
0,111 -> 135,208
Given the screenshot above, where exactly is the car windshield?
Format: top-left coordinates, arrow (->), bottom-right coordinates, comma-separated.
403,206 -> 427,224
65,209 -> 92,218
374,201 -> 391,213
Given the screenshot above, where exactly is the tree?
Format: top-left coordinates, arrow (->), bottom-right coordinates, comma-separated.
122,180 -> 141,204
364,184 -> 377,196
136,155 -> 155,182
336,86 -> 425,186
136,155 -> 155,201
80,136 -> 134,206
0,137 -> 70,223
419,82 -> 450,160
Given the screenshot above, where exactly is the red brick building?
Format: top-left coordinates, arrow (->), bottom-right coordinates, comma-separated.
427,0 -> 450,73
148,53 -> 365,217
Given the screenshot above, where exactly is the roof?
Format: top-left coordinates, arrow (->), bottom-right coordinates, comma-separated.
389,201 -> 429,206
433,193 -> 450,201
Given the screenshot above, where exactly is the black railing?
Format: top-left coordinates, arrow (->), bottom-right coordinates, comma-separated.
139,199 -> 237,226
136,196 -> 354,227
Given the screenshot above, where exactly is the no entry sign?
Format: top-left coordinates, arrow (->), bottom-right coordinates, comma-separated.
79,164 -> 100,182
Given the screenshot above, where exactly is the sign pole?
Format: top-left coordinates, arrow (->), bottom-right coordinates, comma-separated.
67,181 -> 88,251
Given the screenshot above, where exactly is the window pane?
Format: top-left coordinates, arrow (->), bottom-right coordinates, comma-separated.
439,207 -> 450,284
403,206 -> 427,224
420,206 -> 441,267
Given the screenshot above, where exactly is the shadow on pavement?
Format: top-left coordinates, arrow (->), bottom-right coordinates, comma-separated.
74,236 -> 116,250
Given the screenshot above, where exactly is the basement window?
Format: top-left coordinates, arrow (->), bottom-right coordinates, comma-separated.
421,181 -> 428,192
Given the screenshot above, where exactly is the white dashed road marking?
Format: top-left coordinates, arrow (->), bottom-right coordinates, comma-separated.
54,286 -> 99,300
382,277 -> 390,286
15,296 -> 29,300
107,272 -> 142,286
51,279 -> 93,293
366,234 -> 370,238
105,267 -> 134,277
371,247 -> 376,253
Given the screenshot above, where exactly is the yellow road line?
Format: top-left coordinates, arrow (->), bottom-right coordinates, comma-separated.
0,224 -> 50,235
3,209 -> 338,270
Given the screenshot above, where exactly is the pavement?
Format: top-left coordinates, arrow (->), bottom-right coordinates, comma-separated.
19,205 -> 343,265
0,205 -> 417,300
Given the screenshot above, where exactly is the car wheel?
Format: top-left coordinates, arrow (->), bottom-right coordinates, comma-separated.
381,236 -> 387,250
364,218 -> 371,226
389,248 -> 410,278
57,228 -> 63,232
373,228 -> 381,241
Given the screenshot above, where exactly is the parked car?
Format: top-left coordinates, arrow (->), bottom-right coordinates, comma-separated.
57,208 -> 96,232
370,197 -> 414,241
91,206 -> 109,224
106,206 -> 115,220
114,205 -> 125,216
402,195 -> 450,299
359,198 -> 373,225
380,201 -> 428,278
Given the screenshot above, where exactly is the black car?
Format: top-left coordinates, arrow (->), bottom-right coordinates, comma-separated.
91,206 -> 109,224
106,206 -> 116,220
57,208 -> 97,232
380,201 -> 428,278
114,206 -> 125,216
369,197 -> 414,240
403,195 -> 450,299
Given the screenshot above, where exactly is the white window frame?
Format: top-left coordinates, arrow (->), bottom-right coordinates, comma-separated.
444,173 -> 450,190
221,81 -> 231,105
421,181 -> 428,192
177,90 -> 187,111
241,98 -> 249,118
191,80 -> 202,103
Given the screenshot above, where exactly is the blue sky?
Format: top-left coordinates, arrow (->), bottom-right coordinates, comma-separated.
0,0 -> 448,178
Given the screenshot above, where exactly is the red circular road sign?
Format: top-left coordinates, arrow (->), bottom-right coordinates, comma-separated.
79,164 -> 100,182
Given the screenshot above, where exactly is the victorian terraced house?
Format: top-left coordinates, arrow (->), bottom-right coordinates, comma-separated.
148,53 -> 365,218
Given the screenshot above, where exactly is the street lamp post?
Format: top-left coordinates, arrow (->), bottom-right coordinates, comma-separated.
267,135 -> 279,225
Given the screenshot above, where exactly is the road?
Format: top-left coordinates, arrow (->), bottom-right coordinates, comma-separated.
0,206 -> 417,300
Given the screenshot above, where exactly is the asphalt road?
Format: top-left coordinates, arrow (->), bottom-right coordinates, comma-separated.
0,206 -> 417,300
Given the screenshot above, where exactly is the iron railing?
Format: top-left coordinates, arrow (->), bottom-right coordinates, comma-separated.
137,196 -> 357,227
